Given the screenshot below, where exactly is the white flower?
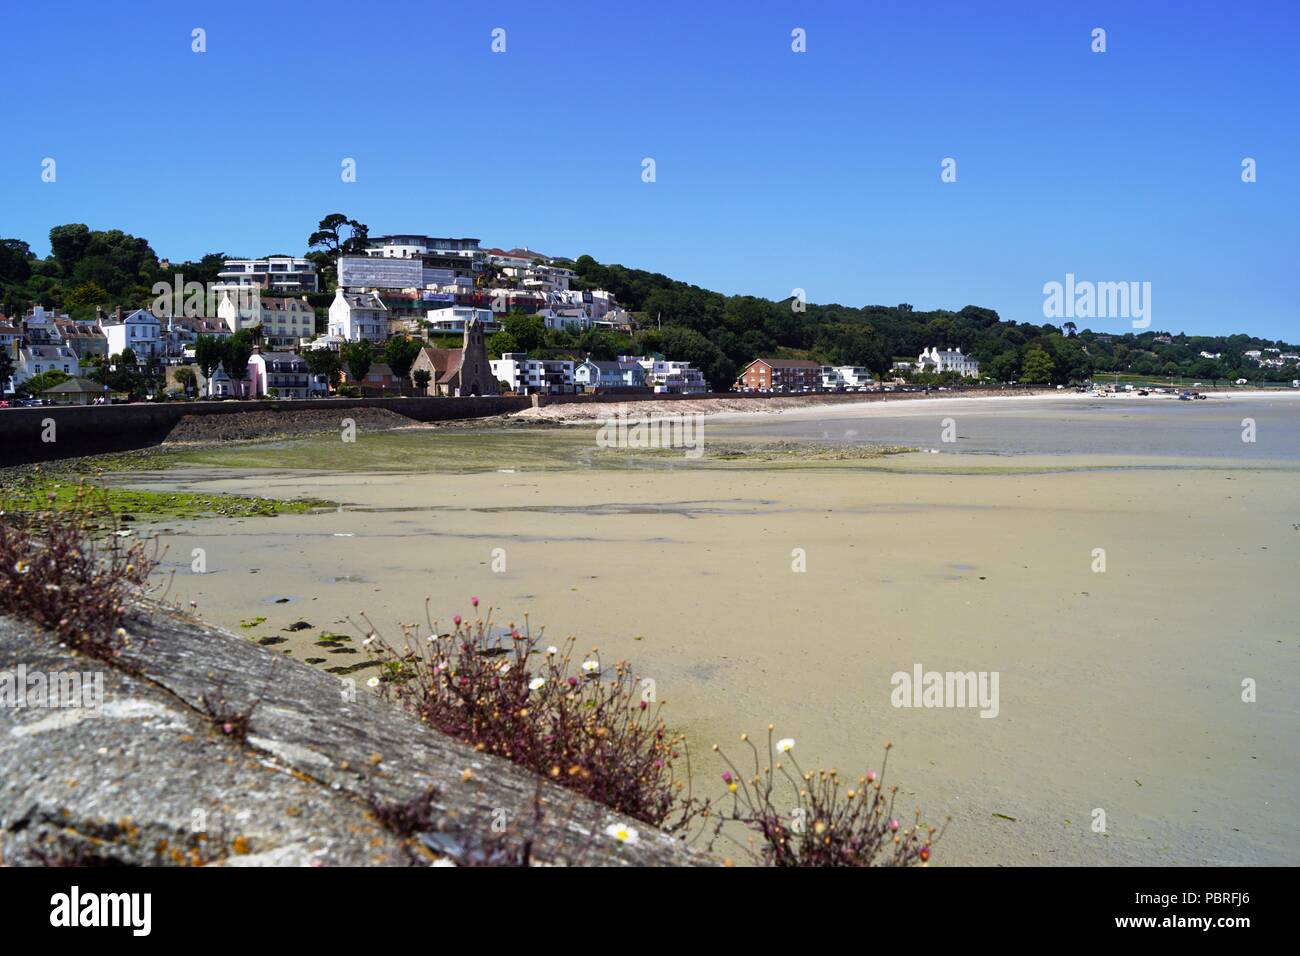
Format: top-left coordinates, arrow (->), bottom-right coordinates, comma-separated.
529,677 -> 546,691
546,645 -> 559,656
582,659 -> 600,674
366,676 -> 380,688
497,660 -> 512,674
776,738 -> 796,753
363,634 -> 376,646
604,823 -> 640,845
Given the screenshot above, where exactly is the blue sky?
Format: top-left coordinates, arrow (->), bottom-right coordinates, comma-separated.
1,0 -> 1296,339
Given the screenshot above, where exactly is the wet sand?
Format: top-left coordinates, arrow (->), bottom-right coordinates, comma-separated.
117,395 -> 1300,865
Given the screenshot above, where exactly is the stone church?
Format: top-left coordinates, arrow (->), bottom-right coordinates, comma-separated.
412,318 -> 499,397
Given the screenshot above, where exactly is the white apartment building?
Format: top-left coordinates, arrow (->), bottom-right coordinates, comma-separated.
821,366 -> 875,390
538,308 -> 591,332
101,308 -> 162,360
425,306 -> 500,334
328,289 -> 388,342
366,235 -> 482,257
626,355 -> 709,394
217,257 -> 319,293
490,353 -> 575,395
916,346 -> 980,378
573,359 -> 647,391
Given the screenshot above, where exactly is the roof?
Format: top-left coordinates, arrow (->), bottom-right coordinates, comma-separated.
339,292 -> 387,311
41,377 -> 113,395
169,317 -> 229,333
418,346 -> 463,376
22,344 -> 77,360
260,297 -> 311,310
748,358 -> 821,369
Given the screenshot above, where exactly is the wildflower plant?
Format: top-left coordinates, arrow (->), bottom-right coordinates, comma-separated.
0,480 -> 158,662
360,601 -> 709,832
712,728 -> 945,867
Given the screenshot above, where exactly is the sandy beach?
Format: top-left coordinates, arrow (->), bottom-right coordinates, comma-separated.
112,392 -> 1299,865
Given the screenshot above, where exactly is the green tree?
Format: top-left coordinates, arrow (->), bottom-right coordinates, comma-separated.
303,348 -> 342,390
20,369 -> 71,397
195,335 -> 224,378
1021,347 -> 1055,384
64,281 -> 110,311
383,336 -> 422,386
502,311 -> 546,351
307,214 -> 369,290
487,330 -> 519,356
0,239 -> 34,283
412,368 -> 432,393
173,366 -> 197,397
341,340 -> 373,382
226,329 -> 256,379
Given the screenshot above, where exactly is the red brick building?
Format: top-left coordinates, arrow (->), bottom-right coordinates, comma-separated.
736,358 -> 821,392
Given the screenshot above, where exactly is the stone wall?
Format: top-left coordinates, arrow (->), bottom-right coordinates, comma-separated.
0,396 -> 532,466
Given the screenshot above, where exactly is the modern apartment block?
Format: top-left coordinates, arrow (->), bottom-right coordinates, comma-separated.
821,365 -> 875,390
217,257 -> 319,293
490,353 -> 576,395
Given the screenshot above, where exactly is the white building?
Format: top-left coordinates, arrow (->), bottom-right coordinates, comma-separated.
628,356 -> 709,394
21,306 -> 69,346
217,257 -> 318,293
538,307 -> 591,332
573,359 -> 647,392
821,366 -> 875,390
366,235 -> 482,258
217,293 -> 315,346
916,346 -> 979,378
425,306 -> 500,334
328,289 -> 388,342
490,353 -> 575,394
101,308 -> 162,360
247,348 -> 311,399
15,344 -> 82,388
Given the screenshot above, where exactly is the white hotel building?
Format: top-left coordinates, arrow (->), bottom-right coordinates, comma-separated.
916,346 -> 980,378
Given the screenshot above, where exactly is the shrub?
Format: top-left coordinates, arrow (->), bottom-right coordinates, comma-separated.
0,481 -> 157,662
712,728 -> 944,867
199,675 -> 260,742
361,602 -> 708,832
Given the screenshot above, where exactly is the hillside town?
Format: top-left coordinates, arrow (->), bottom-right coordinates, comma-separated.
0,233 -> 984,405
4,230 -> 1300,407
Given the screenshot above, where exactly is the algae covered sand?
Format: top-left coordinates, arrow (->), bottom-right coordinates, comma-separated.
89,395 -> 1300,866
